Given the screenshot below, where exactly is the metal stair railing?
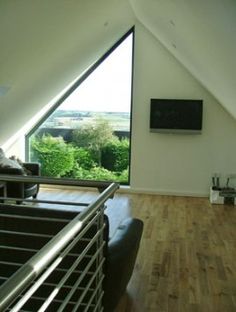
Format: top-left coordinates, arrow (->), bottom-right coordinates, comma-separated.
0,176 -> 119,312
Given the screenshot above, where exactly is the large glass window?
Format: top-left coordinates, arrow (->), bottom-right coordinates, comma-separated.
26,29 -> 134,184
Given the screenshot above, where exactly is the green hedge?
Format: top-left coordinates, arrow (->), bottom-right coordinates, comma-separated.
101,138 -> 129,172
30,135 -> 75,177
73,166 -> 128,183
30,132 -> 129,183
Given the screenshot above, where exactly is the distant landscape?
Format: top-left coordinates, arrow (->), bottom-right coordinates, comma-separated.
30,109 -> 130,184
42,109 -> 130,131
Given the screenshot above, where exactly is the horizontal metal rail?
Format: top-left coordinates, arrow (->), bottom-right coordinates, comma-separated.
9,223 -> 105,312
0,175 -> 114,191
0,198 -> 90,207
0,180 -> 119,311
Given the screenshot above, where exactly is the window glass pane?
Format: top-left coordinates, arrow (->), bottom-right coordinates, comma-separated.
27,31 -> 133,184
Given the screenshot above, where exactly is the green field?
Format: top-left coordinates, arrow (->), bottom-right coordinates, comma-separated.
45,110 -> 130,131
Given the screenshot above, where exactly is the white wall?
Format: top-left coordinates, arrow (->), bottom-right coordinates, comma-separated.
130,24 -> 236,196
1,1 -> 236,196
130,0 -> 236,120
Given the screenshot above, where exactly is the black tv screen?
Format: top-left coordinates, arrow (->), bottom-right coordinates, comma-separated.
150,99 -> 203,134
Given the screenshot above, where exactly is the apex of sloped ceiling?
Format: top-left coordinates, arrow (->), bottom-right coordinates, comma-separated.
129,0 -> 236,119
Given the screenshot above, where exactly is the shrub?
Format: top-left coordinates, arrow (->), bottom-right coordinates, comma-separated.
101,138 -> 129,172
117,168 -> 129,183
29,128 -> 129,183
30,135 -> 75,177
67,147 -> 96,178
73,147 -> 95,170
73,166 -> 128,183
74,166 -> 116,181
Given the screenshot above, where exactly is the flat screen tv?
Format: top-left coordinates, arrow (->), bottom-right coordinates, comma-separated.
150,98 -> 203,134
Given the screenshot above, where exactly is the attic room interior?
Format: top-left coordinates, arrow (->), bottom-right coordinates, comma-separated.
0,1 -> 236,311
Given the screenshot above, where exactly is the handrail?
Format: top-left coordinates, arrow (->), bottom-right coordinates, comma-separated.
0,180 -> 119,311
0,174 -> 114,192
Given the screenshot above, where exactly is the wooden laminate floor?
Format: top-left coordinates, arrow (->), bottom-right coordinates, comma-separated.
38,188 -> 236,312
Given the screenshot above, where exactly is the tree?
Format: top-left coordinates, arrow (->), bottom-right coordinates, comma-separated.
72,118 -> 115,165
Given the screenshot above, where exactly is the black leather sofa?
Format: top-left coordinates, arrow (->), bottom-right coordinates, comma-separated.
0,162 -> 40,203
0,204 -> 143,311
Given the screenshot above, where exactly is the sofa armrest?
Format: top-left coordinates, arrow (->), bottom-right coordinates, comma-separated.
103,218 -> 143,312
23,162 -> 41,176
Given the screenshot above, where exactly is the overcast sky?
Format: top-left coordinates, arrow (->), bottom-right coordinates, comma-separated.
60,33 -> 133,113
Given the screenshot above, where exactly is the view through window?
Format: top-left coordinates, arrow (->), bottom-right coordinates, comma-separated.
27,31 -> 133,184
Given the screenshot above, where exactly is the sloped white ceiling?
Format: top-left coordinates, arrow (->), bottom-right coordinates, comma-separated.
0,0 -> 135,145
1,0 -> 235,147
129,0 -> 236,119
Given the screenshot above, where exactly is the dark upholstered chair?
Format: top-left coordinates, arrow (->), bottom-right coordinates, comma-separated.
103,217 -> 143,311
0,162 -> 40,203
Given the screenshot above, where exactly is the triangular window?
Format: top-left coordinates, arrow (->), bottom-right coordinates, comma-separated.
26,28 -> 134,184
